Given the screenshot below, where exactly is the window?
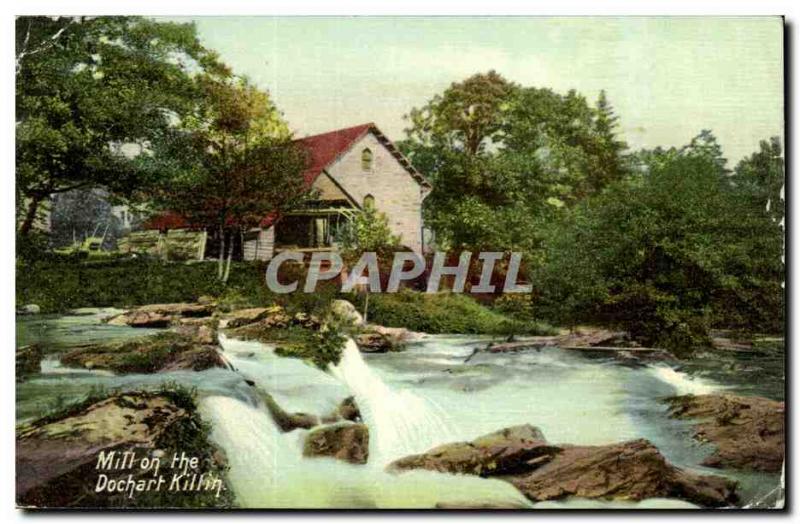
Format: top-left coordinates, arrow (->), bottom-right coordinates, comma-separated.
363,194 -> 375,209
361,148 -> 373,171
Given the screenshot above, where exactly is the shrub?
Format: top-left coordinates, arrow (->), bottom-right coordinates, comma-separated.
352,290 -> 555,335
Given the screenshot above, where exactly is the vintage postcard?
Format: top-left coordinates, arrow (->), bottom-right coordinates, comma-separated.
14,15 -> 785,510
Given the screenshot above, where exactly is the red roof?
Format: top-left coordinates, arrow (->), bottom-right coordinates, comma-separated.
295,123 -> 374,185
144,123 -> 430,231
141,211 -> 193,231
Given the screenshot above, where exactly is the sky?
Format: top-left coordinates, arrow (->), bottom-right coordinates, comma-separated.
175,16 -> 783,163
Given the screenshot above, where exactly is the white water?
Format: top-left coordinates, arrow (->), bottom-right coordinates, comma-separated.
16,312 -> 784,509
647,364 -> 726,396
329,340 -> 455,463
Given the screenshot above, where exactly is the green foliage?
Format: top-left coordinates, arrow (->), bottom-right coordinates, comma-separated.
534,132 -> 784,354
354,290 -> 556,335
401,71 -> 630,253
15,16 -> 213,234
241,323 -> 345,369
337,204 -> 401,261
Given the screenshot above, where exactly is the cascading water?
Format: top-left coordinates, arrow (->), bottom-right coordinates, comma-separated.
16,311 -> 784,509
329,339 -> 455,464
647,364 -> 725,396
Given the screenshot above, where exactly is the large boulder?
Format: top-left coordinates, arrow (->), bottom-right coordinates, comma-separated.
16,391 -> 230,508
17,392 -> 186,498
303,422 -> 370,464
505,439 -> 737,508
389,425 -> 555,476
105,303 -> 213,328
665,394 -> 784,472
328,299 -> 364,327
60,330 -> 225,374
388,426 -> 738,508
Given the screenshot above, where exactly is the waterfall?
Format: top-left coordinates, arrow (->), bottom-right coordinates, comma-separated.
329,339 -> 454,464
646,364 -> 725,396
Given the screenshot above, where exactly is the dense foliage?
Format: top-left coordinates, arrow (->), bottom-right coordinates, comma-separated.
401,71 -> 630,254
16,16 -> 213,235
352,290 -> 556,336
533,133 -> 784,354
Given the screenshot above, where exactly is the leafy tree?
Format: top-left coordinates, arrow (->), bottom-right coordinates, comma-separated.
405,70 -> 516,156
534,132 -> 784,354
337,203 -> 401,263
401,72 -> 630,254
16,16 -> 215,235
142,74 -> 309,281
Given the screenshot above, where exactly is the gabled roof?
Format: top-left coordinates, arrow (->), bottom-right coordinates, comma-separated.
143,123 -> 430,232
296,123 -> 431,189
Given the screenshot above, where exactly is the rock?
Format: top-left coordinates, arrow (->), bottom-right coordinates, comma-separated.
60,331 -> 225,374
356,332 -> 395,353
258,390 -> 319,432
303,422 -> 369,464
173,323 -> 218,345
158,347 -> 226,372
506,439 -> 738,508
336,396 -> 361,422
16,344 -> 43,379
16,392 -> 187,501
357,325 -> 413,352
329,299 -> 364,327
16,391 -> 230,508
665,394 -> 784,472
323,396 -> 362,423
218,307 -> 274,329
556,328 -> 625,348
293,311 -> 322,329
388,424 -> 556,476
105,302 -> 213,328
388,426 -> 738,508
18,304 -> 41,315
197,295 -> 217,306
225,306 -> 321,339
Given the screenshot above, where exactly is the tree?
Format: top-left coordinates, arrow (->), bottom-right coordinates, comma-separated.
401,72 -> 630,255
587,90 -> 630,191
534,132 -> 784,353
337,203 -> 401,263
143,75 -> 309,282
16,16 -> 215,235
405,70 -> 516,156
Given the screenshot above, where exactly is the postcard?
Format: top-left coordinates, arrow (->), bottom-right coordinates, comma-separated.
15,15 -> 785,510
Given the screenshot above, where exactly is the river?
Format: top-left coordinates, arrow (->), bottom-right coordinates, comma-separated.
16,310 -> 784,509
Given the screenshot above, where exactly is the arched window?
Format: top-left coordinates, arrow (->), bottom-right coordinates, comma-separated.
361,148 -> 373,171
363,194 -> 375,209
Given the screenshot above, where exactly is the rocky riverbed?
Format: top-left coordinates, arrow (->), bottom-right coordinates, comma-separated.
15,304 -> 785,509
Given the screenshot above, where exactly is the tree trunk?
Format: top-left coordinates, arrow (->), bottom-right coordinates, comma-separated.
217,226 -> 226,280
18,194 -> 43,236
363,291 -> 369,324
222,233 -> 234,283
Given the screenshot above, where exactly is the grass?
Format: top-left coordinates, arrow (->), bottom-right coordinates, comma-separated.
350,290 -> 557,335
230,322 -> 346,369
18,255 -> 556,338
